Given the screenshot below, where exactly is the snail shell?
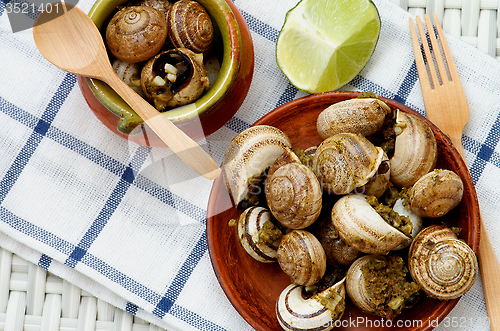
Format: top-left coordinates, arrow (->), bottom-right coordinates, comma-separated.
106,6 -> 168,63
409,169 -> 464,218
140,48 -> 209,110
265,162 -> 322,229
236,206 -> 282,263
167,0 -> 214,54
312,133 -> 384,195
112,59 -> 146,97
408,224 -> 478,300
390,110 -> 438,187
315,217 -> 360,267
317,98 -> 391,140
277,230 -> 327,286
276,279 -> 346,331
222,125 -> 292,208
331,194 -> 412,254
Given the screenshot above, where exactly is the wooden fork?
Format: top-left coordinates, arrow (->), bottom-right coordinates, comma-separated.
410,13 -> 500,330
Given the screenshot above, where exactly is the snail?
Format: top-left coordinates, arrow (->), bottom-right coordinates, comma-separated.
409,169 -> 464,218
316,98 -> 391,140
276,274 -> 346,331
236,206 -> 283,263
408,224 -> 478,300
265,162 -> 322,229
277,230 -> 327,286
346,255 -> 420,320
358,151 -> 390,198
140,48 -> 209,110
315,216 -> 360,267
331,194 -> 412,255
222,125 -> 292,208
106,6 -> 168,63
111,59 -> 145,97
312,133 -> 384,195
390,110 -> 438,187
167,0 -> 214,54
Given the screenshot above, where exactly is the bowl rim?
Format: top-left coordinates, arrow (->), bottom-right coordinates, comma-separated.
86,0 -> 242,127
206,91 -> 481,331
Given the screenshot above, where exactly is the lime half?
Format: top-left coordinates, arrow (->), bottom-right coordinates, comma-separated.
276,0 -> 380,93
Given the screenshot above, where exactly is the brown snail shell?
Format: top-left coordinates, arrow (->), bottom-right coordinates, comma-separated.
222,125 -> 292,208
409,169 -> 464,218
106,6 -> 168,63
331,194 -> 412,255
277,230 -> 327,286
316,98 -> 391,140
408,224 -> 478,300
140,48 -> 209,110
390,110 -> 438,187
236,206 -> 282,263
167,0 -> 214,54
265,162 -> 322,229
315,217 -> 360,267
312,133 -> 384,195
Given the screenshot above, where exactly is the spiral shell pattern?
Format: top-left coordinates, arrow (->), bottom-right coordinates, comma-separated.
408,225 -> 478,300
236,206 -> 281,263
106,6 -> 168,63
168,0 -> 214,54
266,162 -> 322,229
277,230 -> 327,286
390,110 -> 438,187
316,98 -> 391,140
312,133 -> 384,195
276,280 -> 346,331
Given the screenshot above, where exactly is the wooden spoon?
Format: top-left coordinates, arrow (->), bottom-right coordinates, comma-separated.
32,3 -> 221,180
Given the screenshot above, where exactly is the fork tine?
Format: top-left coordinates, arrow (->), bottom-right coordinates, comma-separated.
409,17 -> 431,90
431,13 -> 461,83
415,16 -> 441,89
424,14 -> 449,84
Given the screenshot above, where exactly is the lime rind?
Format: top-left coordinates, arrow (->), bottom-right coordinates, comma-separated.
276,0 -> 381,94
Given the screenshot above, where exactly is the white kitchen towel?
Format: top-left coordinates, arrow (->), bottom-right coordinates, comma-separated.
1,0 -> 499,330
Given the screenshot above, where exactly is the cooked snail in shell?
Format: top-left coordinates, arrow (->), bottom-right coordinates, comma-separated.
265,162 -> 322,229
140,48 -> 209,110
276,274 -> 346,331
112,59 -> 145,97
390,110 -> 438,187
346,255 -> 420,320
167,0 -> 214,54
106,6 -> 168,63
316,98 -> 390,140
409,169 -> 464,218
331,194 -> 412,255
236,206 -> 283,263
277,230 -> 327,286
312,133 -> 384,195
408,224 -> 478,300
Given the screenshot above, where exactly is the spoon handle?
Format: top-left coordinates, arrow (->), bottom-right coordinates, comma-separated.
103,71 -> 221,180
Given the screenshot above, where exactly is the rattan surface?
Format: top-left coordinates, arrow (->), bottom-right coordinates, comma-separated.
1,0 -> 498,330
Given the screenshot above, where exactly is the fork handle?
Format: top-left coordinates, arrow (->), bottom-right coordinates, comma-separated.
478,221 -> 500,331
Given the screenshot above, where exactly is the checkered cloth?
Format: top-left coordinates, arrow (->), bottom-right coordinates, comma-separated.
1,0 -> 499,329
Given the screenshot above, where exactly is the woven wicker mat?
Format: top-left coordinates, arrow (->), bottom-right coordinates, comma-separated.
1,0 -> 498,330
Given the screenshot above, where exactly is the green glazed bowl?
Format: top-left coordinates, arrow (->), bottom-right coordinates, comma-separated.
78,0 -> 254,147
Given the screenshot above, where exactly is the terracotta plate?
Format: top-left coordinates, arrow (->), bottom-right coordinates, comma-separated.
206,91 -> 480,331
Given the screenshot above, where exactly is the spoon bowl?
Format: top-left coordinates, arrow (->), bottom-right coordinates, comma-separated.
33,3 -> 221,180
